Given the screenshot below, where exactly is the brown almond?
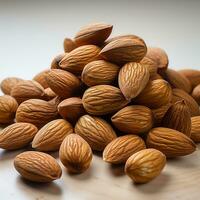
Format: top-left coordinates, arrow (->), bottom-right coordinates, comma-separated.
33,69 -> 50,89
51,53 -> 65,69
150,73 -> 163,80
191,116 -> 200,142
192,84 -> 200,104
63,38 -> 77,52
44,88 -> 56,100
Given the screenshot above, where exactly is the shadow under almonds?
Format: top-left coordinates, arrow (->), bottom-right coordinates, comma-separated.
108,164 -> 125,177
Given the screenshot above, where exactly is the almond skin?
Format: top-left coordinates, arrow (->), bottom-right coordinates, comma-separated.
59,45 -> 101,75
14,151 -> 62,182
125,149 -> 166,184
75,115 -> 117,151
0,95 -> 18,124
100,38 -> 147,64
59,134 -> 92,173
81,60 -> 120,86
146,127 -> 196,157
135,79 -> 172,109
74,22 -> 113,46
63,38 -> 77,52
162,100 -> 191,137
0,77 -> 24,95
51,53 -> 65,69
103,135 -> 146,164
111,105 -> 153,135
82,85 -> 129,115
44,88 -> 56,100
0,122 -> 38,150
191,116 -> 200,142
33,69 -> 50,89
192,84 -> 200,104
45,69 -> 81,98
119,62 -> 150,100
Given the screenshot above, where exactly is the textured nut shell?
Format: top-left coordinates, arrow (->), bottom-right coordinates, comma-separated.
150,73 -> 163,81
63,38 -> 77,52
51,53 -> 65,69
191,116 -> 200,142
44,88 -> 56,100
0,95 -> 18,124
103,135 -> 146,164
0,122 -> 37,150
59,45 -> 101,75
119,62 -> 150,100
33,69 -> 50,89
192,84 -> 200,104
14,151 -> 62,182
32,119 -> 73,151
45,69 -> 80,98
125,149 -> 166,183
81,60 -> 120,86
59,134 -> 92,173
146,127 -> 196,157
75,115 -> 117,151
82,85 -> 129,115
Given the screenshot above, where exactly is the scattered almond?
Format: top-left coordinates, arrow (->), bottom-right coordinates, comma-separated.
63,37 -> 77,52
51,53 -> 65,69
33,69 -> 50,89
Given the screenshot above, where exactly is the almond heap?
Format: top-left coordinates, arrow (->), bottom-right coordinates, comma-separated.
0,22 -> 199,185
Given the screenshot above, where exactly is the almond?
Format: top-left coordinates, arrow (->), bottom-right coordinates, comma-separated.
0,122 -> 38,150
59,134 -> 92,173
74,22 -> 113,46
75,115 -> 117,151
162,100 -> 191,137
82,85 -> 129,115
14,151 -> 62,182
118,62 -> 150,100
44,87 -> 56,100
135,79 -> 172,108
63,37 -> 77,52
192,84 -> 200,104
0,77 -> 24,95
111,105 -> 153,135
125,149 -> 166,183
33,69 -> 50,89
32,119 -> 73,151
100,38 -> 147,64
103,135 -> 146,164
81,60 -> 120,86
59,45 -> 101,75
45,69 -> 81,98
150,73 -> 163,80
0,95 -> 18,124
191,116 -> 200,142
51,53 -> 65,69
146,127 -> 196,157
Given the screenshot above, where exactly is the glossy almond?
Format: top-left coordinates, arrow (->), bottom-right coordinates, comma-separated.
33,69 -> 50,89
192,84 -> 200,104
191,116 -> 200,142
75,115 -> 117,151
146,127 -> 196,157
63,38 -> 77,52
59,134 -> 92,173
14,151 -> 62,182
51,53 -> 65,69
0,122 -> 38,150
103,135 -> 146,164
119,62 -> 150,100
125,149 -> 166,183
111,105 -> 153,135
82,85 -> 129,115
81,60 -> 120,86
60,45 -> 101,75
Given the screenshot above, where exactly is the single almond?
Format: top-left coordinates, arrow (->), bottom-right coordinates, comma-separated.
191,116 -> 200,143
33,69 -> 50,89
192,84 -> 200,104
44,87 -> 57,100
63,38 -> 77,52
51,53 -> 65,69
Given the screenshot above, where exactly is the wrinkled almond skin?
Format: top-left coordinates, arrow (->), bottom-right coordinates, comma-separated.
51,53 -> 65,69
103,135 -> 146,164
63,38 -> 77,52
0,122 -> 38,150
150,73 -> 163,81
172,88 -> 200,116
11,80 -> 46,104
0,95 -> 18,124
100,38 -> 147,64
191,116 -> 200,142
75,115 -> 117,151
112,105 -> 153,135
45,69 -> 81,98
74,23 -> 113,46
125,149 -> 166,184
32,119 -> 73,151
162,100 -> 191,137
59,134 -> 92,173
33,69 -> 50,89
14,151 -> 62,182
119,62 -> 150,100
81,60 -> 120,86
0,77 -> 24,95
135,79 -> 172,109
192,84 -> 200,104
82,85 -> 129,115
44,88 -> 56,100
146,127 -> 196,157
60,45 -> 101,75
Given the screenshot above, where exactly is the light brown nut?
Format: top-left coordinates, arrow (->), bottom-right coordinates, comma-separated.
0,95 -> 18,124
125,149 -> 166,184
59,134 -> 92,173
63,38 -> 77,52
191,116 -> 200,143
192,84 -> 200,104
150,73 -> 163,80
103,135 -> 146,164
111,105 -> 153,135
146,127 -> 196,157
14,151 -> 62,182
82,85 -> 129,115
33,69 -> 50,89
0,122 -> 37,150
75,115 -> 117,151
44,88 -> 56,100
51,53 -> 65,69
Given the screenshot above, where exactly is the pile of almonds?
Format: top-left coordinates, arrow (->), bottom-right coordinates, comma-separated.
0,22 -> 200,184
